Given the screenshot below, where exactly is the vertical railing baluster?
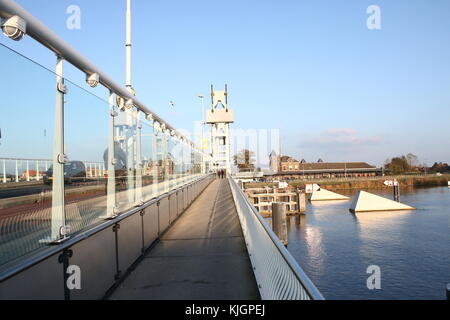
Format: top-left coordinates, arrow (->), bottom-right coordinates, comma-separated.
105,91 -> 117,219
135,110 -> 143,204
163,133 -> 169,193
15,160 -> 18,182
151,126 -> 158,197
2,159 -> 6,183
36,160 -> 40,181
49,56 -> 68,242
126,110 -> 136,205
26,160 -> 30,182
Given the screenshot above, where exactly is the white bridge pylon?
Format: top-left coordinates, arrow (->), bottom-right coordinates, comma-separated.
206,85 -> 234,173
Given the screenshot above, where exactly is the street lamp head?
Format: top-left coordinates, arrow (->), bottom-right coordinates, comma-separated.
197,94 -> 204,99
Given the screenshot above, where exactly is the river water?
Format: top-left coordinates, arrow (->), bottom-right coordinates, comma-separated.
284,186 -> 450,300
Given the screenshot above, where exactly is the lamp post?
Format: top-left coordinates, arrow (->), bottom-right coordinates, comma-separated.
197,94 -> 205,173
197,94 -> 205,149
126,0 -> 133,94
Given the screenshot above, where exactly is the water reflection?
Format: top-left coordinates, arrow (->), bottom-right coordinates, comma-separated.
285,186 -> 450,300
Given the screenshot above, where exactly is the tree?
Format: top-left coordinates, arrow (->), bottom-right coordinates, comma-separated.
429,162 -> 450,173
233,149 -> 256,172
384,154 -> 420,175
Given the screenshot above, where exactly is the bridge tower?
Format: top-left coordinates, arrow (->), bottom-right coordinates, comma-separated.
206,85 -> 234,173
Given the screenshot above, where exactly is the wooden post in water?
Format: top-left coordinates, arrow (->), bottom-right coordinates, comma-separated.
272,202 -> 288,246
393,184 -> 400,202
296,191 -> 307,214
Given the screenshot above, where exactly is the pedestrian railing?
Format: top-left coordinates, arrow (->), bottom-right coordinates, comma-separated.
0,0 -> 212,270
0,158 -> 106,183
228,175 -> 325,300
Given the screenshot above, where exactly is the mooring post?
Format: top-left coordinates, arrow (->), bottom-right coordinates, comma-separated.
272,202 -> 288,246
296,190 -> 307,214
393,184 -> 400,202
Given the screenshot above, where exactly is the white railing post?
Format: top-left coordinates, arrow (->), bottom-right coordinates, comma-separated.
151,128 -> 158,196
48,56 -> 68,242
104,91 -> 117,219
36,160 -> 40,181
26,160 -> 30,182
126,115 -> 136,204
135,111 -> 143,204
2,159 -> 6,183
163,134 -> 169,193
15,160 -> 19,182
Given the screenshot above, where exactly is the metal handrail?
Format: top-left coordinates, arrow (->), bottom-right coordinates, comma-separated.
0,0 -> 202,153
0,173 -> 214,282
228,175 -> 325,300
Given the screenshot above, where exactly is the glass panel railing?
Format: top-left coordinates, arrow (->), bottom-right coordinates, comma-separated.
141,117 -> 157,202
0,43 -> 56,269
63,79 -> 109,234
114,108 -> 138,212
168,134 -> 182,189
0,42 -> 210,271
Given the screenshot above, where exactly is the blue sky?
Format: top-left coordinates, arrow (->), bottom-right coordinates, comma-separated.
2,0 -> 450,167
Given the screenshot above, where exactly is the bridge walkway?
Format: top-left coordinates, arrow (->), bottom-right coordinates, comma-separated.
109,178 -> 260,300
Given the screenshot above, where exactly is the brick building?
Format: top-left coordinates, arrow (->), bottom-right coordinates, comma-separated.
269,153 -> 381,179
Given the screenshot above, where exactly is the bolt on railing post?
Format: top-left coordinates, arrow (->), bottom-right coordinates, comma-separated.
105,91 -> 117,219
49,56 -> 68,242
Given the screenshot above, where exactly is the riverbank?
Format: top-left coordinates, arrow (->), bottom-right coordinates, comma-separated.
246,175 -> 450,192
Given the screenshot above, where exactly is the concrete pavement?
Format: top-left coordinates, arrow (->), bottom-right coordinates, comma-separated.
109,178 -> 260,300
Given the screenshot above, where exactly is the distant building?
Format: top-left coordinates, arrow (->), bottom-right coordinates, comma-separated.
279,156 -> 301,172
268,153 -> 381,179
20,170 -> 45,180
